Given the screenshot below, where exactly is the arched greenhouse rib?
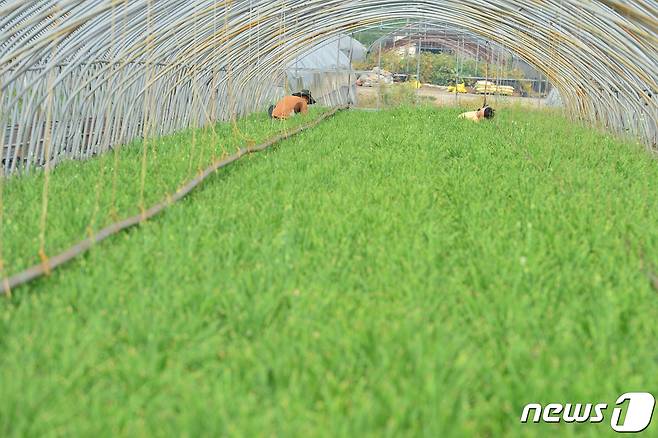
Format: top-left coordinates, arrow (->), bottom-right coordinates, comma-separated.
1,0 -> 656,174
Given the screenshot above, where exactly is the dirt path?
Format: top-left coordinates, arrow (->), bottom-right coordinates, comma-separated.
356,84 -> 549,109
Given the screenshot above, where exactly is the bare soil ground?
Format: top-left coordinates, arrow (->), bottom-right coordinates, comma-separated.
356,84 -> 548,110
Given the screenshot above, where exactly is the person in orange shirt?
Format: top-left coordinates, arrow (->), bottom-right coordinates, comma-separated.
458,105 -> 495,122
268,89 -> 316,119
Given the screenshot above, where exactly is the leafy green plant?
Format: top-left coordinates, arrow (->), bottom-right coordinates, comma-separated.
1,107 -> 327,276
1,106 -> 658,437
358,50 -> 496,86
381,83 -> 417,106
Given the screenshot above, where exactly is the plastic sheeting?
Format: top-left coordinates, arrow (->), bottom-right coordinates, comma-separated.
285,35 -> 361,107
0,1 -> 656,174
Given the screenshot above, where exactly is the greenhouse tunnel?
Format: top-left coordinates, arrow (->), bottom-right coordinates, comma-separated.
4,2 -> 658,433
0,0 -> 656,175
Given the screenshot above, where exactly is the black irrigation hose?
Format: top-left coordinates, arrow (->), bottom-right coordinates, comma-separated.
1,106 -> 348,296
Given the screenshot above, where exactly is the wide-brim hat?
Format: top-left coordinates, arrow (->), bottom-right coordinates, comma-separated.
292,89 -> 316,104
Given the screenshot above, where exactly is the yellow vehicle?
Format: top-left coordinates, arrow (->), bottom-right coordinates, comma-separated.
448,82 -> 468,94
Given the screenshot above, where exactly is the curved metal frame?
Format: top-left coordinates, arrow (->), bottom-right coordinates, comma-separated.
1,0 -> 656,174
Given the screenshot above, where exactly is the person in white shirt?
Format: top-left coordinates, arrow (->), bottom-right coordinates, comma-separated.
458,105 -> 495,122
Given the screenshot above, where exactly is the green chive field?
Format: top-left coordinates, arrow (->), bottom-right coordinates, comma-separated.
2,106 -> 658,436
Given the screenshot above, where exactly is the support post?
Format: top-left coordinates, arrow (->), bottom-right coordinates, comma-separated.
377,34 -> 382,110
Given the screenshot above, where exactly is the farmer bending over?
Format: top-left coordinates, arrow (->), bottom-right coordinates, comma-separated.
458,105 -> 495,122
268,89 -> 316,120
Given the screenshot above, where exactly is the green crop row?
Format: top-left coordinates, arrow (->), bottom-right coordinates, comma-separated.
1,106 -> 657,436
1,107 -> 328,277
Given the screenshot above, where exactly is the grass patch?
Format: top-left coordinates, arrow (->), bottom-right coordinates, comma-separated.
1,106 -> 658,436
1,107 -> 328,275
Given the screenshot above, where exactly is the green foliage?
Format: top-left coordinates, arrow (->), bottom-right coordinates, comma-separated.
381,83 -> 417,106
352,22 -> 407,47
351,30 -> 388,48
508,67 -> 536,96
2,107 -> 658,436
1,108 -> 327,276
357,50 -> 492,86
